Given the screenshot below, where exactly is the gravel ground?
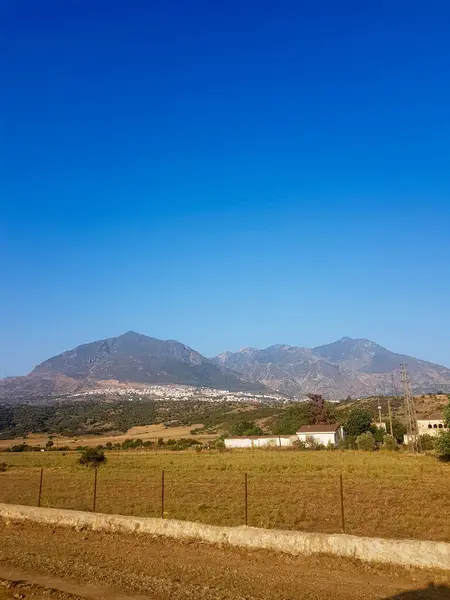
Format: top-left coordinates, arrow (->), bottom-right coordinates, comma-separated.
1,520 -> 450,599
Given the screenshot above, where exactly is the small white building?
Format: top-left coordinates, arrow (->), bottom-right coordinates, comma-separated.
296,424 -> 344,447
224,435 -> 297,449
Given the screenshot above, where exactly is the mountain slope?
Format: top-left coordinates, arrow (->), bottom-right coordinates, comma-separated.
0,332 -> 262,400
212,338 -> 450,398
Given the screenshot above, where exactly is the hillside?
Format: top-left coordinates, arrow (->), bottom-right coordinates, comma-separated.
0,331 -> 263,401
213,337 -> 450,398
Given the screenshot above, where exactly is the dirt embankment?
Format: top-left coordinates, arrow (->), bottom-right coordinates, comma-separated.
1,520 -> 450,599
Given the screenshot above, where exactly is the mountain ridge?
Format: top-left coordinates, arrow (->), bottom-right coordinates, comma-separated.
1,333 -> 450,401
0,331 -> 265,400
211,337 -> 450,397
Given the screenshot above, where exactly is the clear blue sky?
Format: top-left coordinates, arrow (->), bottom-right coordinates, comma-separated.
1,0 -> 450,376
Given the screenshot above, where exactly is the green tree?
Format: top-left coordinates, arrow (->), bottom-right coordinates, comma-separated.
443,399 -> 450,427
356,431 -> 376,451
271,404 -> 312,435
78,447 -> 106,468
390,418 -> 407,443
370,426 -> 386,443
420,434 -> 435,451
382,434 -> 398,451
231,421 -> 264,436
344,408 -> 372,437
434,431 -> 450,461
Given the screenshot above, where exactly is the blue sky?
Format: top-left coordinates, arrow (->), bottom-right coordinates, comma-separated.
1,0 -> 450,376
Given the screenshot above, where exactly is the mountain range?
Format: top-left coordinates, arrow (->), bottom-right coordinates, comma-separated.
1,331 -> 450,401
212,337 -> 450,397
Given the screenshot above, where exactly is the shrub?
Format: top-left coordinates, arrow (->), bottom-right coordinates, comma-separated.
370,426 -> 386,444
292,439 -> 307,451
215,439 -> 226,452
382,434 -> 398,451
304,436 -> 325,451
78,447 -> 106,468
420,434 -> 435,451
0,462 -> 7,472
121,438 -> 143,450
231,421 -> 264,436
434,431 -> 450,461
356,431 -> 376,451
338,435 -> 357,450
169,438 -> 201,451
8,443 -> 28,452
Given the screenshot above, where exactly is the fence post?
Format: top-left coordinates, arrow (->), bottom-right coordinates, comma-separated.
244,473 -> 248,526
37,468 -> 43,508
161,469 -> 165,519
93,467 -> 98,512
339,474 -> 345,533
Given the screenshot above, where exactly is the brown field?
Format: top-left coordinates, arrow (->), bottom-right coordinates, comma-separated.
2,449 -> 450,543
0,423 -> 216,450
1,520 -> 450,599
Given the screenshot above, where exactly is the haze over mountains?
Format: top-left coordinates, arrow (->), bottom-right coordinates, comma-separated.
1,332 -> 449,401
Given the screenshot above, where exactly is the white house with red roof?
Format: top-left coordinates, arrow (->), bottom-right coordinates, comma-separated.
296,424 -> 344,447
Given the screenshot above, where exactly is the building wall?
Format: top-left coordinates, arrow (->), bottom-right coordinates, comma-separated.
224,438 -> 253,449
297,432 -> 337,446
224,437 -> 295,449
417,419 -> 448,437
296,427 -> 344,448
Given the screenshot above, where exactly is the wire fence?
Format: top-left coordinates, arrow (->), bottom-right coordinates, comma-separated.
2,465 -> 450,542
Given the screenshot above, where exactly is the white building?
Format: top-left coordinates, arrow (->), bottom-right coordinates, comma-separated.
224,435 -> 297,449
296,424 -> 344,447
417,414 -> 448,437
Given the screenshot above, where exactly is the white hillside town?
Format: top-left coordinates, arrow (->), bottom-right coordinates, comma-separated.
68,385 -> 286,403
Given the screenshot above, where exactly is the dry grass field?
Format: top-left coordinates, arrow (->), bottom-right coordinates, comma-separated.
1,449 -> 450,542
0,423 -> 216,450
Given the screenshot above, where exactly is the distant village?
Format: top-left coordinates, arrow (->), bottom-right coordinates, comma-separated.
70,384 -> 287,403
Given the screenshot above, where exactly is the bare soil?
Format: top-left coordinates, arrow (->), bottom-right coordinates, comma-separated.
1,520 -> 450,599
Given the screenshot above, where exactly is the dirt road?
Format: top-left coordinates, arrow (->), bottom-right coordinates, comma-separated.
1,521 -> 450,599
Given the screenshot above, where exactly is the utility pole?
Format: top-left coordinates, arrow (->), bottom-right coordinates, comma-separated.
401,363 -> 422,454
388,398 -> 393,436
378,404 -> 383,428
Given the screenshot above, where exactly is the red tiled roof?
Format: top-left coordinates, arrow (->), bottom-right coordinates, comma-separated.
296,424 -> 341,433
420,413 -> 444,420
